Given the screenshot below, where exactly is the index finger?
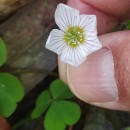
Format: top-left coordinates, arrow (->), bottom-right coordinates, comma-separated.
67,0 -> 119,34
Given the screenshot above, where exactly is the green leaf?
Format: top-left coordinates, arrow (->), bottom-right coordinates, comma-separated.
44,101 -> 81,130
55,101 -> 81,125
31,90 -> 52,119
0,73 -> 24,117
0,93 -> 16,118
127,20 -> 130,30
125,127 -> 130,130
44,102 -> 66,130
50,79 -> 74,100
0,38 -> 7,66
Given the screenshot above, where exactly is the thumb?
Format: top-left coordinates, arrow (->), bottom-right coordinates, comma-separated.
59,30 -> 130,111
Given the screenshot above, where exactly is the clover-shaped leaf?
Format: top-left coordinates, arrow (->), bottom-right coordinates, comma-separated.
0,73 -> 24,117
31,79 -> 74,119
31,79 -> 81,130
44,102 -> 66,130
0,38 -> 7,66
44,101 -> 81,130
50,79 -> 74,100
31,90 -> 52,119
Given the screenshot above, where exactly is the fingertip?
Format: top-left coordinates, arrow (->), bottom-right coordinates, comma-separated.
67,48 -> 118,103
91,102 -> 130,111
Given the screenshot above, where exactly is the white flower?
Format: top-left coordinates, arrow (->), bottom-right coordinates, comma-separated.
45,3 -> 102,66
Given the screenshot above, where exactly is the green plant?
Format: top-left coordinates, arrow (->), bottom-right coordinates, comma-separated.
0,38 -> 7,66
127,20 -> 130,30
31,79 -> 81,130
0,37 -> 24,117
125,127 -> 130,130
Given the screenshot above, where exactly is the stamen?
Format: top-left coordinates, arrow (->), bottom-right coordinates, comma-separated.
64,27 -> 85,48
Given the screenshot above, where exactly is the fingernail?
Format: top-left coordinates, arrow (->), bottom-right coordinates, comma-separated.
67,47 -> 118,102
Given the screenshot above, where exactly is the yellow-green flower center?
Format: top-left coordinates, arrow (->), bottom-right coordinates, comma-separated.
64,27 -> 85,48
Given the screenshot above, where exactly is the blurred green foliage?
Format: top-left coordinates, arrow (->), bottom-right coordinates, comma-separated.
127,20 -> 130,30
125,127 -> 130,130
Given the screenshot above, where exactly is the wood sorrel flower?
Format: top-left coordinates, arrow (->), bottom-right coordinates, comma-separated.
45,3 -> 102,66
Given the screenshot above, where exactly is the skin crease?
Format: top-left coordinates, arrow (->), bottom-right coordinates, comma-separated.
58,0 -> 130,110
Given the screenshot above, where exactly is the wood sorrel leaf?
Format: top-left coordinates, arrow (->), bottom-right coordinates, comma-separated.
0,73 -> 24,117
44,101 -> 81,130
31,90 -> 52,119
50,79 -> 74,100
0,38 -> 7,66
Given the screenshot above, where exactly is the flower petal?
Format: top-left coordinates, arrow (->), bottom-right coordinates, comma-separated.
55,4 -> 80,32
82,35 -> 102,55
45,29 -> 66,54
79,15 -> 97,34
60,46 -> 87,66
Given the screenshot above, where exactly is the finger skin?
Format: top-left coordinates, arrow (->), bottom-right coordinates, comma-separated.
82,0 -> 130,17
67,0 -> 119,34
59,31 -> 130,111
58,0 -> 130,110
59,0 -> 123,84
99,31 -> 130,110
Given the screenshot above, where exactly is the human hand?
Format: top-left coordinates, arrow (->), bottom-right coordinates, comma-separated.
58,0 -> 130,111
